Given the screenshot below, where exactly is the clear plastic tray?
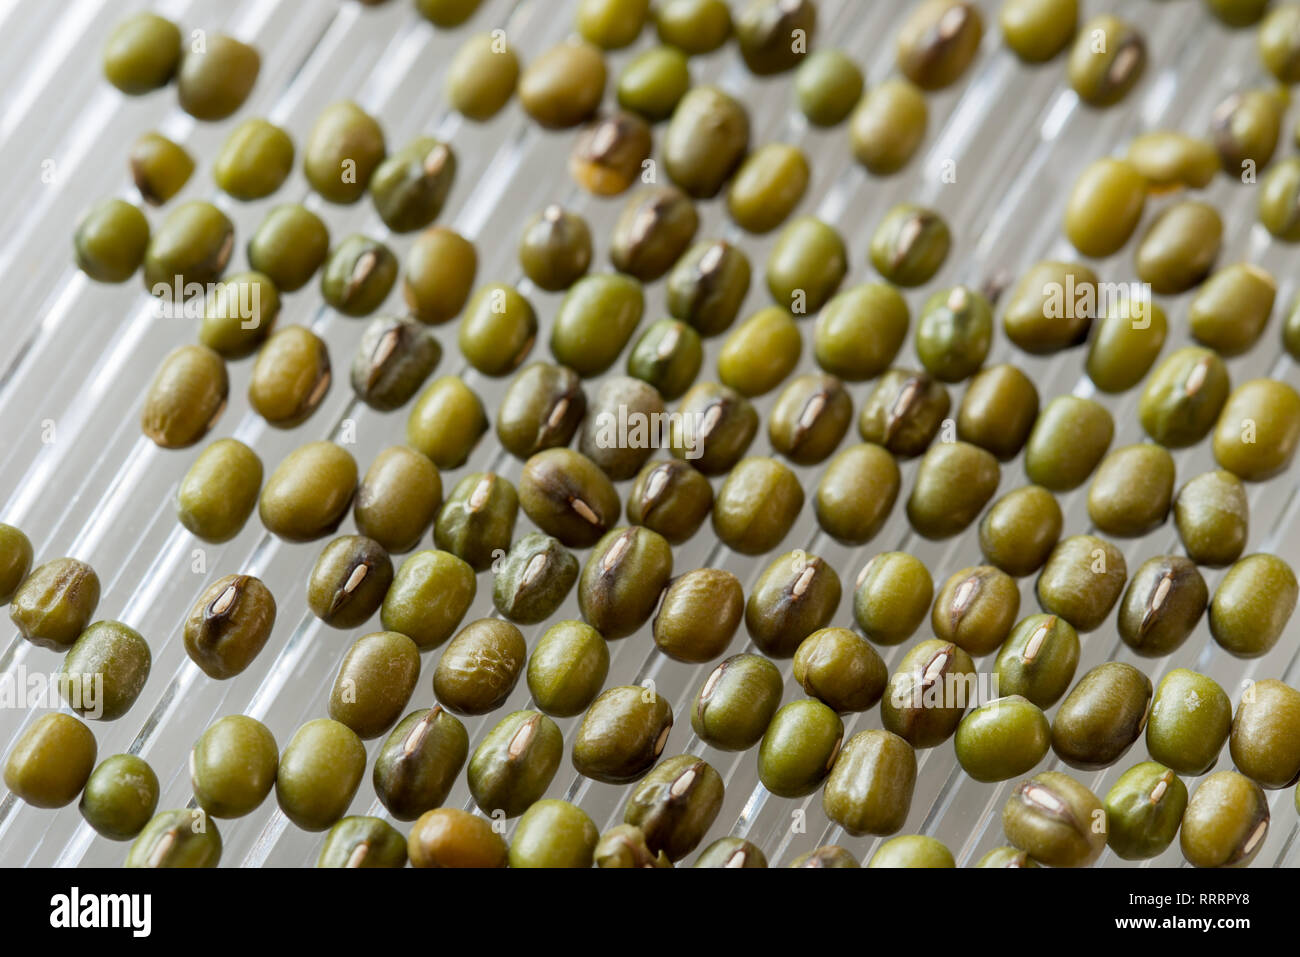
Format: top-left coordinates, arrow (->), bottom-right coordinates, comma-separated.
0,0 -> 1296,868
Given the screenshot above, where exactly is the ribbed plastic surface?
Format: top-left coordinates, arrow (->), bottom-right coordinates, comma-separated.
0,0 -> 1296,868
